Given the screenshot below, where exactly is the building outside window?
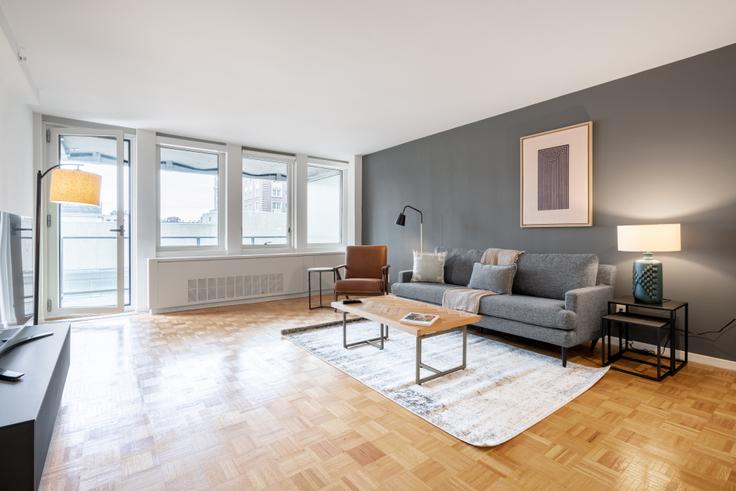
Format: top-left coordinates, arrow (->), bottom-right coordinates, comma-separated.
242,152 -> 292,246
158,144 -> 223,248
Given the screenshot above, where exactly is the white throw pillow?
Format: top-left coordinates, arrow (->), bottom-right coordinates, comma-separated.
411,251 -> 446,283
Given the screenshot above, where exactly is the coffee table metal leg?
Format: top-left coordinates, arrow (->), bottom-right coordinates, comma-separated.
342,314 -> 388,350
462,325 -> 467,368
416,325 -> 468,385
415,336 -> 421,384
342,312 -> 347,348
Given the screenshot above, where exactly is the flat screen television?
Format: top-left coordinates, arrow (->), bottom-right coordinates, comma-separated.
0,211 -> 34,328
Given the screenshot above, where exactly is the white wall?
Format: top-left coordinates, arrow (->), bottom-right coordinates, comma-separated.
0,21 -> 36,216
148,251 -> 344,313
134,130 -> 157,311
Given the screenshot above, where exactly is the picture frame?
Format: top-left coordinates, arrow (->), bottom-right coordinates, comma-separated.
519,121 -> 592,228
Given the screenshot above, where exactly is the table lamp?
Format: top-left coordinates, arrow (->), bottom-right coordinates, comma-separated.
617,224 -> 681,304
33,166 -> 101,324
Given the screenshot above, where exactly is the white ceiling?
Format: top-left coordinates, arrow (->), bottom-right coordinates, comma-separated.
2,1 -> 735,158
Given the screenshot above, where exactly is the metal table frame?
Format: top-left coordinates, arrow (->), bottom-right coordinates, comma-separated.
341,312 -> 468,385
308,267 -> 336,310
415,325 -> 467,385
601,297 -> 688,381
342,312 -> 389,349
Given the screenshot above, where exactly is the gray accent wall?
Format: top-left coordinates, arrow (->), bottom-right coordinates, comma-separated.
362,44 -> 736,361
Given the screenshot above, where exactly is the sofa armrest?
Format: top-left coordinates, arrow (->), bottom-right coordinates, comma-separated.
565,285 -> 614,344
398,270 -> 413,283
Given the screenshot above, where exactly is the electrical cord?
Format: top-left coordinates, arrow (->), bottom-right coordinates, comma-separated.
623,318 -> 735,356
679,318 -> 735,339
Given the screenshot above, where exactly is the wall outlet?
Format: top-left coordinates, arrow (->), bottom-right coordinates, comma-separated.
615,304 -> 626,313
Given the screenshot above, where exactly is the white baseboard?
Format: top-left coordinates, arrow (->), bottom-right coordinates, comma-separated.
149,290 -> 329,314
608,336 -> 736,371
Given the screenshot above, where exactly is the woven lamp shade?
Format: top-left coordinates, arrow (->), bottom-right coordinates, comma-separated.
49,168 -> 101,206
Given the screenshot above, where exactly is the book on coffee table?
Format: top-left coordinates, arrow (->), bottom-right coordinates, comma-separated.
400,312 -> 439,327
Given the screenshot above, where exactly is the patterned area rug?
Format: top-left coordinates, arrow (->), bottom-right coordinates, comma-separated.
283,320 -> 608,446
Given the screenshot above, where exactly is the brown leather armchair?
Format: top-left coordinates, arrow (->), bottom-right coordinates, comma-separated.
334,245 -> 390,300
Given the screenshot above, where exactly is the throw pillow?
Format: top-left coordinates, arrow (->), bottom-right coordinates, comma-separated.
467,263 -> 517,294
411,251 -> 446,283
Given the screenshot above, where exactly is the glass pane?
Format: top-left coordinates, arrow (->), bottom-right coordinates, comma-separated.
242,157 -> 289,246
58,135 -> 118,308
123,140 -> 131,305
159,147 -> 219,247
307,165 -> 342,244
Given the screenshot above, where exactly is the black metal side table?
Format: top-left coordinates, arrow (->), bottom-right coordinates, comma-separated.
601,296 -> 688,381
307,267 -> 336,309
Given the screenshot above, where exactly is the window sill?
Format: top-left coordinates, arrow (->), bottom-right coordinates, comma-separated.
152,248 -> 346,263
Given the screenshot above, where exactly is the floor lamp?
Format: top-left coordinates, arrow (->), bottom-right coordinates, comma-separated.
33,166 -> 101,324
395,205 -> 423,253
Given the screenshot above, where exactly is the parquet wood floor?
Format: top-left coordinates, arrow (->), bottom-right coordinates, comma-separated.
39,296 -> 736,490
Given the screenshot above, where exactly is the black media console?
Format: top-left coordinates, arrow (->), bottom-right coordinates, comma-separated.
0,323 -> 70,491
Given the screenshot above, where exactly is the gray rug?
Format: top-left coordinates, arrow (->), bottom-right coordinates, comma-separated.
283,320 -> 608,446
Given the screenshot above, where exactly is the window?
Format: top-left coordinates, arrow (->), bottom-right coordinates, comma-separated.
158,144 -> 222,248
242,153 -> 292,246
307,162 -> 345,245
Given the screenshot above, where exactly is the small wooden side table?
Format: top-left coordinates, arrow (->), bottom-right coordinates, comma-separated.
307,267 -> 336,309
601,296 -> 688,381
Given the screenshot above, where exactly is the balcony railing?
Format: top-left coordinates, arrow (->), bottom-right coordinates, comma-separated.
58,235 -> 288,303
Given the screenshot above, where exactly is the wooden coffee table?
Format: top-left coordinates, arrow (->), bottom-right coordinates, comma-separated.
331,295 -> 481,384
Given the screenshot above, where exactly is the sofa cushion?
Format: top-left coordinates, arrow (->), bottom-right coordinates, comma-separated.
440,248 -> 484,286
391,282 -> 455,305
513,253 -> 599,300
479,294 -> 576,331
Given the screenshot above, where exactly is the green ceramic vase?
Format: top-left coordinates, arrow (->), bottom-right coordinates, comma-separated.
632,253 -> 663,304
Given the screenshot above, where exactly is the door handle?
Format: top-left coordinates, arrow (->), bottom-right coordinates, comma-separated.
109,225 -> 125,236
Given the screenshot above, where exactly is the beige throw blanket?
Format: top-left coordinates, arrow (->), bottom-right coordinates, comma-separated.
441,248 -> 524,313
481,247 -> 525,266
442,287 -> 496,314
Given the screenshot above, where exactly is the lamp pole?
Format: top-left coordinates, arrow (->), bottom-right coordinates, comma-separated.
399,205 -> 423,253
33,165 -> 60,325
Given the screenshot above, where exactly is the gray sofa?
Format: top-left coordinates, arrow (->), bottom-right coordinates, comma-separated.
392,249 -> 616,366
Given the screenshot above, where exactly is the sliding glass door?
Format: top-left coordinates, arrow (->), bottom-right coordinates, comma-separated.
45,127 -> 130,317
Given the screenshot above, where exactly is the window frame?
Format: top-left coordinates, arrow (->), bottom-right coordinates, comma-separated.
156,136 -> 226,254
306,158 -> 348,248
241,149 -> 296,250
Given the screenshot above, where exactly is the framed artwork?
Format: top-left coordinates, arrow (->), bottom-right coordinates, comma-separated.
520,121 -> 592,228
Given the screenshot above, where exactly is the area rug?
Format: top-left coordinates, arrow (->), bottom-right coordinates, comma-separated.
283,320 -> 608,446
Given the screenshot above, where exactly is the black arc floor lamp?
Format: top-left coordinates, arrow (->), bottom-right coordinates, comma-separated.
395,205 -> 423,253
33,166 -> 101,324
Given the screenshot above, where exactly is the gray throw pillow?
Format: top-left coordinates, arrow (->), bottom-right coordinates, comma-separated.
467,263 -> 517,294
